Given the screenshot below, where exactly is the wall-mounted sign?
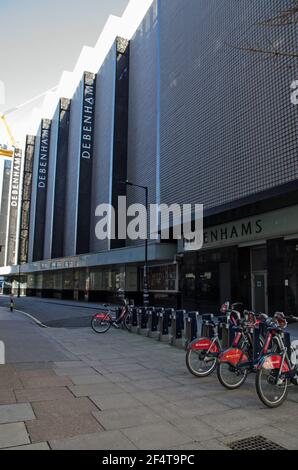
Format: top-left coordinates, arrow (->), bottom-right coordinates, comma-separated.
6,148 -> 22,266
33,119 -> 51,261
199,205 -> 298,251
76,72 -> 96,255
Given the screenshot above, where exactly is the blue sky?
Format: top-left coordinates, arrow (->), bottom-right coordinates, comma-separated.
0,0 -> 129,141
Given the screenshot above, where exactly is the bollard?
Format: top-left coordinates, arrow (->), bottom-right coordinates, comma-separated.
157,308 -> 174,341
169,310 -> 186,348
184,311 -> 199,349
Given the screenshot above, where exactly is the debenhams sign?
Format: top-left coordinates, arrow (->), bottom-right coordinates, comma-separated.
201,205 -> 298,250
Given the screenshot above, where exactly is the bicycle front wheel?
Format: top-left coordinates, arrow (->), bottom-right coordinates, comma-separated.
256,367 -> 288,408
186,348 -> 217,377
91,312 -> 112,334
123,312 -> 132,332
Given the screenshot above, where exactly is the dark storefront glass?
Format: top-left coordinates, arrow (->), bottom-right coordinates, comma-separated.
285,240 -> 298,317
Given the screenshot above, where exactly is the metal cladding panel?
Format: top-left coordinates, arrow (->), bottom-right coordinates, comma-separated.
32,119 -> 51,262
76,72 -> 96,255
19,135 -> 36,264
64,79 -> 84,257
90,46 -> 116,253
126,0 -> 158,247
51,98 -> 71,260
28,129 -> 41,263
159,0 -> 298,209
6,148 -> 23,266
0,160 -> 12,266
43,106 -> 59,260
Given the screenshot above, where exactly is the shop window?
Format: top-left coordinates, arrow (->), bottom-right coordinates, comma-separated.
285,240 -> 298,317
148,265 -> 177,291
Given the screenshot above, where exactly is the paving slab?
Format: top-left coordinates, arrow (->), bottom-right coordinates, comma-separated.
20,375 -> 73,389
0,389 -> 16,405
170,417 -> 222,442
0,422 -> 30,449
0,403 -> 35,424
16,369 -> 56,379
69,374 -> 110,385
50,430 -> 138,450
26,414 -> 103,442
32,397 -> 99,418
13,362 -> 54,370
53,361 -> 85,368
94,405 -> 164,430
149,397 -> 230,421
15,386 -> 74,403
121,422 -> 191,450
53,366 -> 98,377
69,383 -> 123,398
6,442 -> 50,450
91,392 -> 142,411
200,408 -> 271,436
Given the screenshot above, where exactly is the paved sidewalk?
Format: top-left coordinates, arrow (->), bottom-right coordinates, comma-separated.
0,306 -> 298,450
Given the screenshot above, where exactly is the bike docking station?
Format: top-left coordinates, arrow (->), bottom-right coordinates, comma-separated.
146,307 -> 164,339
184,311 -> 200,348
137,307 -> 149,335
157,308 -> 174,342
130,307 -> 139,333
169,310 -> 186,349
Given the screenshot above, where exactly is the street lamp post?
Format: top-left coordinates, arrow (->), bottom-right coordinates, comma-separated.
120,180 -> 149,307
17,263 -> 21,298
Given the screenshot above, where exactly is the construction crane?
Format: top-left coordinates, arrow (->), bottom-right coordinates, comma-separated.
0,86 -> 58,158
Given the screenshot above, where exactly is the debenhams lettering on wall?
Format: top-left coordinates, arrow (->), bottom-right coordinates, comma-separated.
10,149 -> 22,207
201,205 -> 298,250
38,124 -> 50,189
203,219 -> 262,248
81,73 -> 96,161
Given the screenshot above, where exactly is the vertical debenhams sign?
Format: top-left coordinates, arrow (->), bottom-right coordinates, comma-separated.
33,119 -> 51,261
6,148 -> 22,266
76,72 -> 96,255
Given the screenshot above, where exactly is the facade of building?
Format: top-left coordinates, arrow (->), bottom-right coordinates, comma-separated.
0,158 -> 12,266
1,0 -> 298,315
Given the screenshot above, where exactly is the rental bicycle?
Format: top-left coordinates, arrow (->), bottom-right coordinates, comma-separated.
91,299 -> 132,334
255,313 -> 298,408
185,305 -> 243,378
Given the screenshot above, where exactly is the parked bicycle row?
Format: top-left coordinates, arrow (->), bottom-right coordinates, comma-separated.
187,302 -> 298,408
91,300 -> 298,409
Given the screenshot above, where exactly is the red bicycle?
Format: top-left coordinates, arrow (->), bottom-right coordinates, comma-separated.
91,299 -> 132,334
255,313 -> 298,408
185,307 -> 242,378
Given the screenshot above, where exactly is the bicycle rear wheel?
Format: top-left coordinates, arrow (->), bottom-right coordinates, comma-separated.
217,362 -> 248,389
91,312 -> 112,334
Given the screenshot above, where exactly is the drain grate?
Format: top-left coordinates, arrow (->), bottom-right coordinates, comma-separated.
228,435 -> 286,451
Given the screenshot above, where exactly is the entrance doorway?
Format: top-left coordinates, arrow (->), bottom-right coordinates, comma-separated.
252,271 -> 268,314
250,246 -> 268,314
